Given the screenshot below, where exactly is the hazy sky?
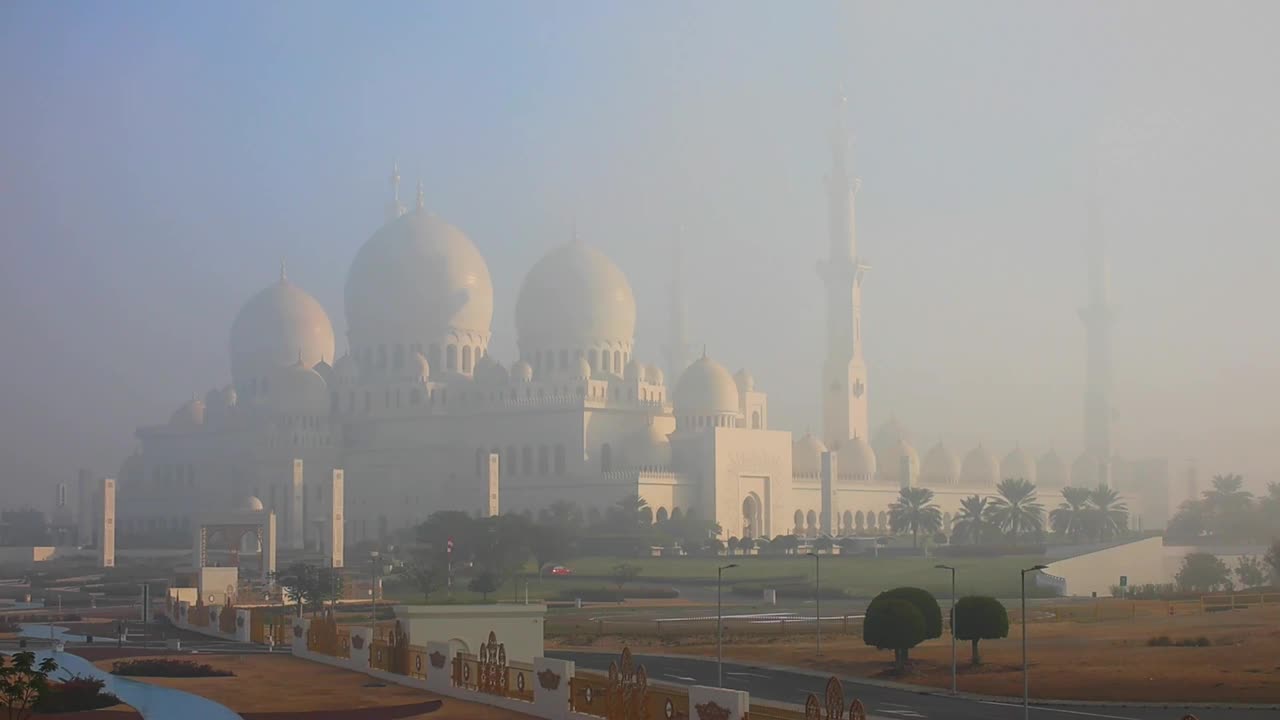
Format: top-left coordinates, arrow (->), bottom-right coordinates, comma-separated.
2,1 -> 1277,507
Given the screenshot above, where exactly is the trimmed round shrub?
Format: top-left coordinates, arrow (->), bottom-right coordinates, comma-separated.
863,595 -> 926,669
953,595 -> 1009,665
881,586 -> 942,639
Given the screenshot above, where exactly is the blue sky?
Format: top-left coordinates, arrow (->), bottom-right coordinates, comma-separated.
2,1 -> 1277,504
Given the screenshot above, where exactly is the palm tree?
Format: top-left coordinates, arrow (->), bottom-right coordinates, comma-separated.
546,500 -> 583,530
1086,483 -> 1128,541
1202,473 -> 1254,540
610,493 -> 649,529
889,487 -> 943,549
1050,487 -> 1092,542
988,478 -> 1044,541
951,495 -> 994,545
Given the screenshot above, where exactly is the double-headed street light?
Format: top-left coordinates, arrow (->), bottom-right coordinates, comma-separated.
716,563 -> 738,687
1021,564 -> 1048,720
934,564 -> 957,694
806,551 -> 822,656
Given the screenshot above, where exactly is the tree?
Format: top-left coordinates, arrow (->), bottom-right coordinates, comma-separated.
529,524 -> 573,571
467,571 -> 499,601
545,500 -> 584,531
1175,552 -> 1232,592
988,478 -> 1044,540
0,651 -> 58,720
880,586 -> 943,639
726,537 -> 740,556
951,495 -> 995,545
1049,487 -> 1092,541
863,595 -> 926,671
813,536 -> 834,554
1085,484 -> 1128,541
953,596 -> 1009,665
401,556 -> 445,602
1234,555 -> 1268,589
610,494 -> 649,530
314,566 -> 345,609
1266,540 -> 1280,584
272,561 -> 317,617
1203,474 -> 1254,541
889,487 -> 943,549
610,562 -> 642,603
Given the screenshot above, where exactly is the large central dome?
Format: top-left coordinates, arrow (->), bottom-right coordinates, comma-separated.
229,272 -> 335,389
345,208 -> 493,358
515,238 -> 636,374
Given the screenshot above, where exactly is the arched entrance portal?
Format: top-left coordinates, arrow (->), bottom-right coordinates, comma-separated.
741,495 -> 763,540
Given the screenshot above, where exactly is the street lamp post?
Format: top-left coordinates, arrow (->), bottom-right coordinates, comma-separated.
806,551 -> 822,656
716,563 -> 738,687
935,564 -> 956,694
1021,564 -> 1048,720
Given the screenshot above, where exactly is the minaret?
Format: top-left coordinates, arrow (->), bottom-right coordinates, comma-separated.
386,162 -> 406,220
818,93 -> 870,449
1079,181 -> 1114,470
664,228 -> 691,379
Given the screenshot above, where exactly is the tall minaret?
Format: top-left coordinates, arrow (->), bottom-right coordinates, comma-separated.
818,93 -> 870,449
1079,180 -> 1114,467
664,229 -> 691,379
386,161 -> 406,221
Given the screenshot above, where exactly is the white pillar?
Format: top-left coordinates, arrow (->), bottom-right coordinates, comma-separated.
99,478 -> 116,568
288,458 -> 305,550
424,641 -> 452,694
329,469 -> 344,568
533,657 -> 574,720
690,685 -> 750,720
262,511 -> 277,580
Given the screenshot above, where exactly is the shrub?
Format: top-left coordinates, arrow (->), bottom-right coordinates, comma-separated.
34,675 -> 120,713
863,595 -> 925,671
1147,635 -> 1172,646
110,659 -> 234,677
880,587 -> 942,639
954,596 -> 1009,665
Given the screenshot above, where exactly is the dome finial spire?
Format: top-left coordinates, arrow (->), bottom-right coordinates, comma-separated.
387,161 -> 406,220
415,179 -> 425,211
279,257 -> 287,282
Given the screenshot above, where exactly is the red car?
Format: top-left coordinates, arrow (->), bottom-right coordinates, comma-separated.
550,565 -> 573,576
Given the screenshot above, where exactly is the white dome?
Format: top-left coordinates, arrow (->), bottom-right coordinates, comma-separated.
345,208 -> 493,352
921,441 -> 959,485
511,360 -> 533,383
169,397 -> 205,428
573,356 -> 593,380
673,354 -> 740,417
238,495 -> 264,512
622,423 -> 672,469
1037,449 -> 1068,486
515,239 -> 636,352
645,364 -> 664,386
837,434 -> 877,479
1001,446 -> 1036,483
792,433 -> 828,475
960,444 -> 999,486
229,273 -> 335,387
733,369 -> 754,393
877,437 -> 919,486
262,361 -> 330,415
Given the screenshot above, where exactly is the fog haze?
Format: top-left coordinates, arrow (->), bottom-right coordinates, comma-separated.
2,0 -> 1277,506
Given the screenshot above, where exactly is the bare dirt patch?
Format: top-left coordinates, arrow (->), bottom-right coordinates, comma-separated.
552,604 -> 1280,702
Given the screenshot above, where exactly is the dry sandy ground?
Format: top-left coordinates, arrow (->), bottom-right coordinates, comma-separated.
93,653 -> 535,719
552,604 -> 1280,702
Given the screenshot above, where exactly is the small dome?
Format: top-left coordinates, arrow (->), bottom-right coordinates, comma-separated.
877,437 -> 919,486
733,369 -> 754,393
511,360 -> 533,383
574,356 -> 593,380
515,239 -> 636,352
263,361 -> 329,415
1037,449 -> 1068,486
920,441 -> 960,485
645,364 -> 665,386
1071,451 -> 1105,487
344,208 -> 493,351
622,423 -> 672,469
837,434 -> 877,479
229,272 -> 335,387
238,495 -> 264,512
1001,446 -> 1036,484
673,354 -> 740,417
625,357 -> 644,381
792,433 -> 828,475
960,444 -> 999,486
169,397 -> 206,428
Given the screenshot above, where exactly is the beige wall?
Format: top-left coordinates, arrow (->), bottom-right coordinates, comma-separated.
394,603 -> 545,663
1044,537 -> 1165,597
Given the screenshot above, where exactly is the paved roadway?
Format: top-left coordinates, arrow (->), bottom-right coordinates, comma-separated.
549,650 -> 1277,720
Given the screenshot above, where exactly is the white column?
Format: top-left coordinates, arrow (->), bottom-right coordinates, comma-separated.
329,469 -> 344,568
99,478 -> 116,568
288,458 -> 305,550
533,657 -> 574,720
690,686 -> 749,720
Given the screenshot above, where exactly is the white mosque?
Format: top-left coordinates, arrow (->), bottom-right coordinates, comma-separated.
112,112 -> 1168,553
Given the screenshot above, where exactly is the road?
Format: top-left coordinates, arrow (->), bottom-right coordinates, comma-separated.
548,650 -> 1276,720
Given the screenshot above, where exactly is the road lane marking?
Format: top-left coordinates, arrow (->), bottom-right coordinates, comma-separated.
726,671 -> 772,679
664,674 -> 698,682
980,701 -> 1141,719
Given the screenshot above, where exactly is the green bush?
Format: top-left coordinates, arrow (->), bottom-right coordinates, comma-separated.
954,595 -> 1009,665
881,587 -> 942,639
110,659 -> 233,677
863,593 -> 926,671
34,675 -> 120,712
